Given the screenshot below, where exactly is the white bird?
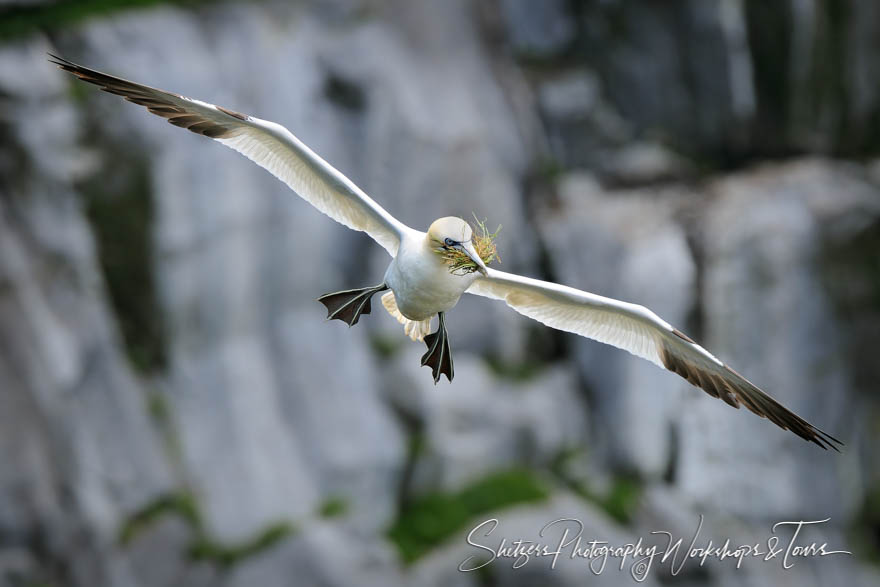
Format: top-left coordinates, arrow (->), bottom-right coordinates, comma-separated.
50,55 -> 841,451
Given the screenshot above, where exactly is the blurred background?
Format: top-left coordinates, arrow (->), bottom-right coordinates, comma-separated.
1,0 -> 879,585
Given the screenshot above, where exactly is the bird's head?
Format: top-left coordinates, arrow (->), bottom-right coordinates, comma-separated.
427,216 -> 495,277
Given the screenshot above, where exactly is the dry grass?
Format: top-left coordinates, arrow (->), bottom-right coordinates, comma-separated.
436,215 -> 501,275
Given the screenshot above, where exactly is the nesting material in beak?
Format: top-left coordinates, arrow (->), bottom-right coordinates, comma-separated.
461,241 -> 489,276
434,216 -> 501,275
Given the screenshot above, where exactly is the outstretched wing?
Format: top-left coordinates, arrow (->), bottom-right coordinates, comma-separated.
49,54 -> 411,255
467,268 -> 841,450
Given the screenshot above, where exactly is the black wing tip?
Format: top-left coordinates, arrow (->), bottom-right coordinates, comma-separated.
47,53 -> 99,80
46,53 -> 252,128
767,404 -> 844,452
808,427 -> 844,452
767,409 -> 843,452
779,411 -> 842,452
47,53 -> 77,69
715,362 -> 845,453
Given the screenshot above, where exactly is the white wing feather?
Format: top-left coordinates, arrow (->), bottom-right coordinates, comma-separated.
466,268 -> 712,368
50,55 -> 409,255
216,119 -> 407,254
467,268 -> 841,450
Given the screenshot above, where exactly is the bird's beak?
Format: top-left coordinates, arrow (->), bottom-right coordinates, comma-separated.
460,241 -> 488,276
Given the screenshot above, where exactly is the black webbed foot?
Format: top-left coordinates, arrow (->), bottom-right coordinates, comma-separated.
421,312 -> 454,383
317,283 -> 389,327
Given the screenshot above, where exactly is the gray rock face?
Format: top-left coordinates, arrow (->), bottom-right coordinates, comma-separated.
381,348 -> 588,492
678,160 -> 875,521
574,0 -> 741,154
499,0 -> 575,58
0,36 -> 174,587
226,522 -> 403,587
537,174 -> 696,480
530,0 -> 880,162
1,2 -> 878,587
536,68 -> 691,183
61,4 -> 407,545
4,0 -> 540,583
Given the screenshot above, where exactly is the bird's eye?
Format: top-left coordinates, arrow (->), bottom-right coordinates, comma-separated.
444,238 -> 456,247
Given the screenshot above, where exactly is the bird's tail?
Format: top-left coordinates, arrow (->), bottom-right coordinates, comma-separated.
381,292 -> 432,341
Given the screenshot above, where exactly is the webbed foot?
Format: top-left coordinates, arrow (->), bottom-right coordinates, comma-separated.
317,283 -> 389,327
421,312 -> 454,383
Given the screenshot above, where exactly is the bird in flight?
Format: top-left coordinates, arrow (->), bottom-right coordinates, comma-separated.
49,55 -> 841,451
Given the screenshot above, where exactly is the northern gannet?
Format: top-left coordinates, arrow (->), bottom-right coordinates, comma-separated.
49,55 -> 842,450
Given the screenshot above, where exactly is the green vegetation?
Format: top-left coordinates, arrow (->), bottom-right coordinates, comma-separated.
533,155 -> 565,183
80,156 -> 167,373
144,389 -> 190,482
146,390 -> 170,423
406,430 -> 426,461
388,469 -> 549,564
318,497 -> 349,519
819,218 -> 880,397
593,477 -> 642,524
118,489 -> 296,570
549,449 -> 643,525
323,74 -> 366,112
392,427 -> 425,517
848,482 -> 880,565
369,333 -> 405,360
484,354 -> 544,382
118,490 -> 202,545
0,0 -> 212,40
123,387 -> 297,570
188,522 -> 295,569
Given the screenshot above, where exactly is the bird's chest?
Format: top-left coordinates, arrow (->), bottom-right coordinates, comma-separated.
384,243 -> 475,321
